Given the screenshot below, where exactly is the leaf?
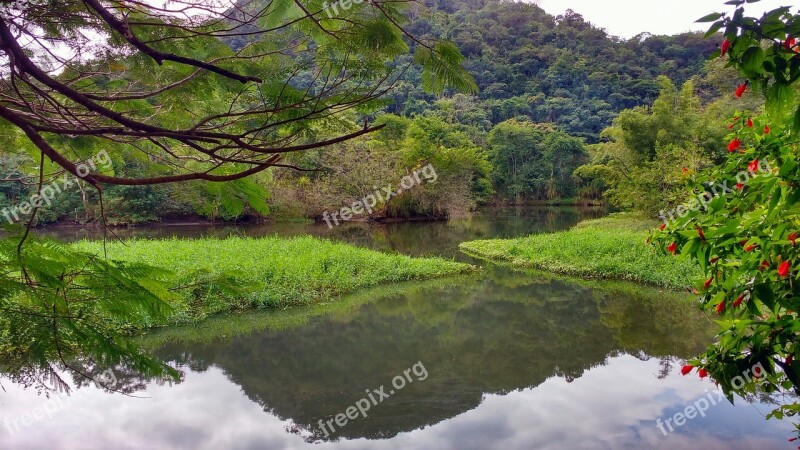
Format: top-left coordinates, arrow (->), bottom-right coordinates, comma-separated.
705,20 -> 726,37
740,47 -> 764,76
697,12 -> 724,23
258,0 -> 304,30
780,159 -> 798,177
352,19 -> 409,57
766,82 -> 795,119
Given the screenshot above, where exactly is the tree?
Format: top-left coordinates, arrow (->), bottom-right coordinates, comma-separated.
488,119 -> 585,203
380,0 -> 720,141
0,0 -> 475,188
576,76 -> 732,216
0,0 -> 475,389
653,1 -> 800,434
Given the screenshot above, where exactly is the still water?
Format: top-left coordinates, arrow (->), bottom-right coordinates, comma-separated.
0,208 -> 794,449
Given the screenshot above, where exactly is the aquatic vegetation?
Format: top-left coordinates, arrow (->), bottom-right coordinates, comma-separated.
75,235 -> 477,328
459,213 -> 700,289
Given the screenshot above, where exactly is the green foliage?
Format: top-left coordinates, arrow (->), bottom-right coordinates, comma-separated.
414,41 -> 479,95
273,112 -> 493,219
460,214 -> 700,288
0,0 -> 481,227
400,114 -> 493,207
576,77 -> 732,216
0,0 -> 726,221
706,1 -> 800,125
488,119 -> 587,202
1,231 -> 474,390
74,236 -> 476,317
0,234 -> 182,392
195,177 -> 271,221
653,1 -> 800,434
387,0 -> 721,141
0,154 -> 273,225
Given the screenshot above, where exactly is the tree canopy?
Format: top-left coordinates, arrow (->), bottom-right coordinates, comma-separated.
0,0 -> 475,188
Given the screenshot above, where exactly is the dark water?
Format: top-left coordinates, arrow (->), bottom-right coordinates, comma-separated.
0,208 -> 793,449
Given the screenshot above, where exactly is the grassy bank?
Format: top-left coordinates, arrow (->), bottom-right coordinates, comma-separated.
74,236 -> 476,328
459,213 -> 700,289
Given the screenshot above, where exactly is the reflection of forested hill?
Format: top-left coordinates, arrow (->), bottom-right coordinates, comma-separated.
154,273 -> 714,441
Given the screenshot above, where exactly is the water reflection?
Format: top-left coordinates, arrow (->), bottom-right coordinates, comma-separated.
0,273 -> 791,449
146,271 -> 715,441
0,207 -> 794,449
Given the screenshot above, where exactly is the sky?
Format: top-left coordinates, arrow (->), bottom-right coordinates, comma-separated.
535,0 -> 794,39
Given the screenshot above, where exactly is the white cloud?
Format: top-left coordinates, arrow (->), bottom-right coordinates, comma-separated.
534,0 -> 796,38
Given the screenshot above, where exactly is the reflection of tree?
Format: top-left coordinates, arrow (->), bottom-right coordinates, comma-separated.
591,286 -> 715,358
0,357 -> 181,397
152,271 -> 716,442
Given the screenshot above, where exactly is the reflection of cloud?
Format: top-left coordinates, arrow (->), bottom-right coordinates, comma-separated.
0,355 -> 792,450
326,355 -> 790,450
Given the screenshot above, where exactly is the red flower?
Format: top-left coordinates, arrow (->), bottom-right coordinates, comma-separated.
667,242 -> 677,255
710,257 -> 720,264
745,244 -> 757,252
728,138 -> 742,152
735,83 -> 747,98
698,368 -> 709,378
790,232 -> 798,246
681,365 -> 694,376
786,36 -> 797,51
748,159 -> 759,173
727,123 -> 735,130
716,301 -> 725,314
659,223 -> 666,231
682,167 -> 689,174
764,124 -> 771,134
734,295 -> 745,307
759,260 -> 770,271
696,227 -> 705,240
787,355 -> 794,365
779,261 -> 791,278
736,183 -> 744,190
721,39 -> 731,56
746,118 -> 753,128
704,277 -> 714,290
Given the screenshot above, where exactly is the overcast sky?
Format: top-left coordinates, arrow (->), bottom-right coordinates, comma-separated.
535,0 -> 795,38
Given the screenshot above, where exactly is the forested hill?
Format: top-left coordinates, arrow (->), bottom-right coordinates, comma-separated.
387,0 -> 719,141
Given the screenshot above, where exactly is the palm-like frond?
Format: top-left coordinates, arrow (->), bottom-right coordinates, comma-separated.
415,41 -> 478,95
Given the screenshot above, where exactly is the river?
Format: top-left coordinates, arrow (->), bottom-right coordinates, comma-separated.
0,207 -> 792,449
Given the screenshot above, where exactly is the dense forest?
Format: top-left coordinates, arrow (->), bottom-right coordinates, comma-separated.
0,0 -> 733,225
391,0 -> 722,140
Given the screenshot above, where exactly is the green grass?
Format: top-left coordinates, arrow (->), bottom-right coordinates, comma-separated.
459,213 -> 700,289
74,235 -> 476,328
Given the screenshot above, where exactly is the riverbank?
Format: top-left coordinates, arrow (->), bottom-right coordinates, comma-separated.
74,236 -> 476,329
459,213 -> 700,289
